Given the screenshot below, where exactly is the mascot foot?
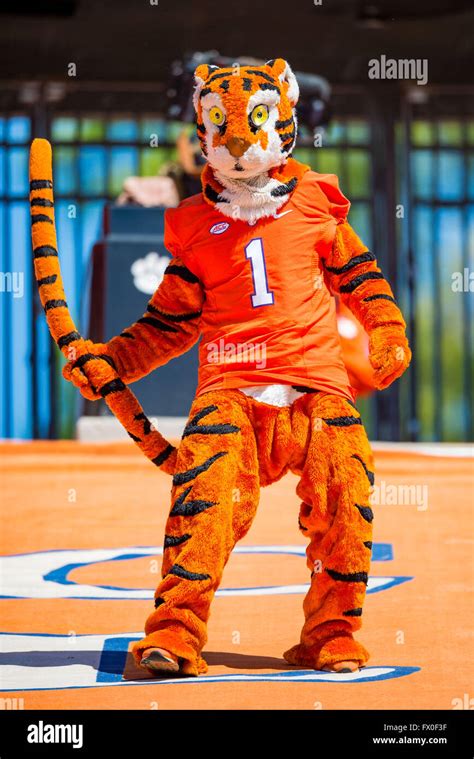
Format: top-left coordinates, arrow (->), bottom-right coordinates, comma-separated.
140,647 -> 180,674
284,634 -> 369,673
322,660 -> 359,673
132,633 -> 206,676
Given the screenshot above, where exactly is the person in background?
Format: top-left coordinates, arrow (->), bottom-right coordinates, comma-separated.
176,125 -> 207,197
117,125 -> 205,207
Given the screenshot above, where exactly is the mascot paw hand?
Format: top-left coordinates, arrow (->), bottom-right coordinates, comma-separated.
369,326 -> 412,390
62,339 -> 110,401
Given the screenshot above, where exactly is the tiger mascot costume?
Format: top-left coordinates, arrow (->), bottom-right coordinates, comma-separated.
29,58 -> 411,676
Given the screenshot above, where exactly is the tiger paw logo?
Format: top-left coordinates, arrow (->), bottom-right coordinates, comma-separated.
131,252 -> 169,294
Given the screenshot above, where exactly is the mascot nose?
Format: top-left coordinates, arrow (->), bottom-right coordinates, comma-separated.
226,136 -> 251,158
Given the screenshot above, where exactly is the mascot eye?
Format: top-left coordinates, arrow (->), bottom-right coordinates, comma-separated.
209,106 -> 225,126
250,104 -> 269,127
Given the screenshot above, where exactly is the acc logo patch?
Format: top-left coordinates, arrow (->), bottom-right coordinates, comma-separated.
210,222 -> 230,235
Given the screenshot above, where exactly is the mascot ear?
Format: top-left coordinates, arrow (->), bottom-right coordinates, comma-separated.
265,58 -> 299,107
193,63 -> 219,113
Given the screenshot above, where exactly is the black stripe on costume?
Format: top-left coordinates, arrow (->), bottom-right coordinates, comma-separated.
183,405 -> 241,437
343,607 -> 363,617
119,331 -> 135,339
259,83 -> 280,94
134,412 -> 152,436
146,303 -> 202,322
276,117 -> 294,129
44,299 -> 67,311
220,80 -> 230,92
31,213 -> 53,225
323,416 -> 361,427
34,245 -> 58,258
170,485 -> 216,517
164,533 -> 191,549
183,420 -> 240,438
207,70 -> 232,85
165,264 -> 200,284
72,352 -> 117,372
339,271 -> 384,294
196,122 -> 206,134
167,564 -> 210,582
188,405 -> 218,426
248,118 -> 259,135
152,444 -> 175,468
363,293 -> 397,304
291,385 -> 319,394
30,179 -> 53,190
271,177 -> 297,197
37,274 -> 57,286
172,450 -> 228,487
127,430 -> 141,443
204,183 -> 228,204
57,331 -> 81,348
200,86 -> 212,98
298,517 -> 308,532
242,77 -> 252,91
351,454 -> 375,486
279,129 -> 295,143
71,352 -> 97,369
324,251 -> 376,275
100,378 -> 126,397
325,568 -> 368,584
245,69 -> 277,84
154,596 -> 166,609
355,504 -> 374,523
137,316 -> 179,333
30,197 -> 54,208
363,541 -> 373,550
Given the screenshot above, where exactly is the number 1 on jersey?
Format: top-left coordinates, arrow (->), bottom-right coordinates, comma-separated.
245,238 -> 274,307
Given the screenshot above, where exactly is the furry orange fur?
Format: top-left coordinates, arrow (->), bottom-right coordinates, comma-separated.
130,389 -> 373,674
29,139 -> 190,474
29,58 -> 411,675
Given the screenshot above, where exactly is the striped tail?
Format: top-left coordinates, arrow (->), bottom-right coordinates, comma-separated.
29,138 -> 177,475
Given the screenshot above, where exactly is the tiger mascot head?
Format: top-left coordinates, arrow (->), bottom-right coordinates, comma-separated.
193,58 -> 299,180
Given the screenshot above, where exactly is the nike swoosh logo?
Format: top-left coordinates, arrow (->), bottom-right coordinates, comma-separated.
273,209 -> 293,219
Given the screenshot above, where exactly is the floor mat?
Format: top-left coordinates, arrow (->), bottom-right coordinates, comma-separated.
0,441 -> 472,710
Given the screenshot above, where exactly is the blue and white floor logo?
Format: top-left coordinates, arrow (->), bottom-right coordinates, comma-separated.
0,633 -> 420,691
0,543 -> 417,690
0,543 -> 412,600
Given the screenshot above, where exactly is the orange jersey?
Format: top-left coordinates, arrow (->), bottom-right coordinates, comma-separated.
164,170 -> 355,401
